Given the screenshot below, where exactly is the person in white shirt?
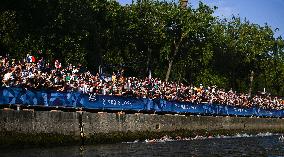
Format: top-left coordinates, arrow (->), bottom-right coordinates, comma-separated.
2,70 -> 13,86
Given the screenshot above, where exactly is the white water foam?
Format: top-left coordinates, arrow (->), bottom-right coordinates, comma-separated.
123,132 -> 282,144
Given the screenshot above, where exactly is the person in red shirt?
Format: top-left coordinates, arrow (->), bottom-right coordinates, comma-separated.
54,60 -> 61,69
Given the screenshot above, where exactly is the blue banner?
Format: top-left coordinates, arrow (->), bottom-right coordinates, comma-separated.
85,94 -> 148,111
0,87 -> 283,118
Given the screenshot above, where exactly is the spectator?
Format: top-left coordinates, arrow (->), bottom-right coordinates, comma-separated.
0,56 -> 283,111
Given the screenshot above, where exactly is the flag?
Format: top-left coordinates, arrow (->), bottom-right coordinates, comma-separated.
31,56 -> 36,62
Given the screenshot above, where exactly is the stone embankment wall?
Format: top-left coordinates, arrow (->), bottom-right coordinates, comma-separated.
1,109 -> 284,146
0,109 -> 80,135
83,112 -> 284,134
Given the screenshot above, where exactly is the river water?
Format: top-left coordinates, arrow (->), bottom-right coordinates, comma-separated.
2,133 -> 284,157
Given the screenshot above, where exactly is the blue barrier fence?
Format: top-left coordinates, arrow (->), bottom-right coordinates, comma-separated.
0,87 -> 284,118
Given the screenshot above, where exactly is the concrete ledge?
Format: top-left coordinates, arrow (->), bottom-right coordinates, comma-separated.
0,131 -> 81,148
1,109 -> 284,146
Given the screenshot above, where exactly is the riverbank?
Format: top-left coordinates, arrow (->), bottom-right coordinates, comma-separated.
1,109 -> 284,147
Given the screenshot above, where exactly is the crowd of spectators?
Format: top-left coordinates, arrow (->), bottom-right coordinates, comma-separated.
1,55 -> 284,110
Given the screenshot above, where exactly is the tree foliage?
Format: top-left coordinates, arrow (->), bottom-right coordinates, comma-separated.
0,0 -> 283,96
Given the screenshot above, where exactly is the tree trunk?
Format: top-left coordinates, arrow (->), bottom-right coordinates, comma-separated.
248,70 -> 254,97
165,59 -> 173,82
146,45 -> 151,73
165,38 -> 181,82
180,0 -> 188,8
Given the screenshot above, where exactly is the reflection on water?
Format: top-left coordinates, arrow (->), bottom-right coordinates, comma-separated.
2,134 -> 284,157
